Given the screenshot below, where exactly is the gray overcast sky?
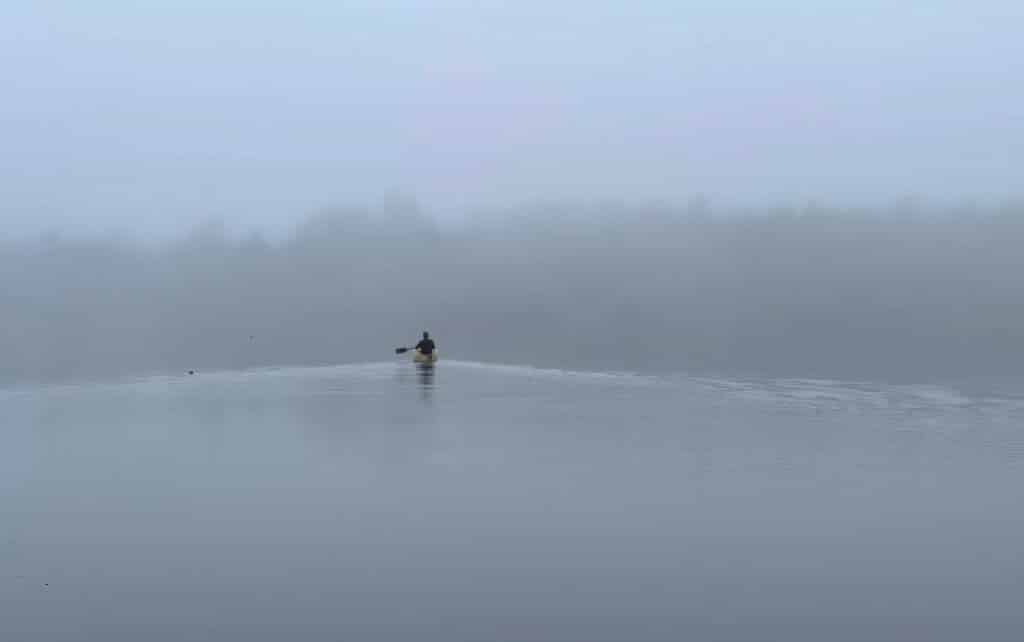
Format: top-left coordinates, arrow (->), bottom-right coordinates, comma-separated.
3,1 -> 1022,238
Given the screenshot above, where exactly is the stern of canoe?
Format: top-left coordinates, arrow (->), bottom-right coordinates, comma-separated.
413,350 -> 439,364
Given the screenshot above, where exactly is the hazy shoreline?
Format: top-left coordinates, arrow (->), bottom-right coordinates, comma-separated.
4,202 -> 1024,385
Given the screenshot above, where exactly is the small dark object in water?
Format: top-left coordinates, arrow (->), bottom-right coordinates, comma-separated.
188,370 -> 195,375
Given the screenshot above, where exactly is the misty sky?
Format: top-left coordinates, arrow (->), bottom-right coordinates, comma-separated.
4,1 -> 1022,238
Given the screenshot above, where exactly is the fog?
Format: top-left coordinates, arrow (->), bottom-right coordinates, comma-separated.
3,202 -> 1023,384
8,6 -> 1024,640
3,2 -> 1023,383
3,1 -> 1024,239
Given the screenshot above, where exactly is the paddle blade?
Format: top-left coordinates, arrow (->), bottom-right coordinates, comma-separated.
395,347 -> 408,354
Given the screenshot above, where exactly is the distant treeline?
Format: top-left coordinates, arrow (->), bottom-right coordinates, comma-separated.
3,202 -> 1024,384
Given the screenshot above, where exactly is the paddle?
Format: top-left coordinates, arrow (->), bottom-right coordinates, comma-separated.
395,347 -> 410,355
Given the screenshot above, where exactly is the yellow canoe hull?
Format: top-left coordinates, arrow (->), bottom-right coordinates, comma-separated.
413,350 -> 438,364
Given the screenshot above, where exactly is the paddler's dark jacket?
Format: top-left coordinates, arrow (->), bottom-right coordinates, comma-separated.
415,338 -> 435,355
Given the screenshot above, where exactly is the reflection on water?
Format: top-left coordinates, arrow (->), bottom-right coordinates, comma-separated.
394,361 -> 436,402
416,362 -> 435,391
2,362 -> 1024,642
415,362 -> 436,403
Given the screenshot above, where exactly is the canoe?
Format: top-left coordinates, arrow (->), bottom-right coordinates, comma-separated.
413,350 -> 439,364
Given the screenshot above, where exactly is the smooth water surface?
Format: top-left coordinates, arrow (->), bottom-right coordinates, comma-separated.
3,362 -> 1024,641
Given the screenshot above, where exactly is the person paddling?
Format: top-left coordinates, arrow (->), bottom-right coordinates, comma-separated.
395,332 -> 438,363
414,331 -> 435,357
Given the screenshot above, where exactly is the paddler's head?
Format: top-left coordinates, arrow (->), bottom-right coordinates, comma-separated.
423,331 -> 430,339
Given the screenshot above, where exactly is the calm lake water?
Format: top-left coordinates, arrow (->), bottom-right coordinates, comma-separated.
3,361 -> 1024,641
